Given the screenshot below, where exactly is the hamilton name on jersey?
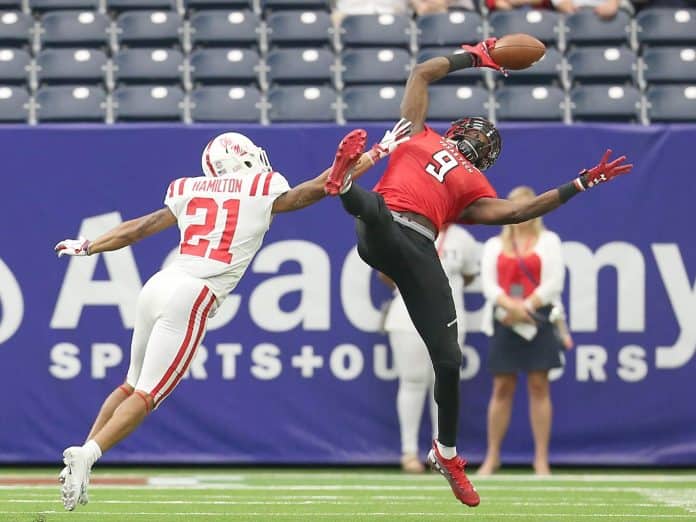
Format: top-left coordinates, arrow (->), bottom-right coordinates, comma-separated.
190,177 -> 244,194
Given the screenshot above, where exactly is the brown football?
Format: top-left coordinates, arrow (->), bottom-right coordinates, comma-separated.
490,33 -> 546,70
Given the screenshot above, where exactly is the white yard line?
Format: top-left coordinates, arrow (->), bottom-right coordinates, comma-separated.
640,489 -> 696,514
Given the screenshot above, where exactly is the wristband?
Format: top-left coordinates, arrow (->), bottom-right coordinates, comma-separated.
446,52 -> 475,73
558,180 -> 582,203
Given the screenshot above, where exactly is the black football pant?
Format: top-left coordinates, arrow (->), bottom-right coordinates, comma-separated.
340,184 -> 462,447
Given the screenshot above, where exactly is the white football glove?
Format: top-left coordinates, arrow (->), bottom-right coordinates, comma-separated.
369,118 -> 413,161
55,237 -> 91,257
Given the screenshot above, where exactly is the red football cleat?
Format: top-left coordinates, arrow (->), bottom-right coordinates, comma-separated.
427,441 -> 480,507
324,129 -> 367,196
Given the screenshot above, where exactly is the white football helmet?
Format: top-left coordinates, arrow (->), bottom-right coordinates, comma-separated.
201,132 -> 272,178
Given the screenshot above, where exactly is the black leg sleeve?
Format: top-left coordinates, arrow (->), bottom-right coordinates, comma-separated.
339,184 -> 386,225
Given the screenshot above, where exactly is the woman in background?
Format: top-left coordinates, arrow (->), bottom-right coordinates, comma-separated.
380,224 -> 479,472
477,186 -> 573,476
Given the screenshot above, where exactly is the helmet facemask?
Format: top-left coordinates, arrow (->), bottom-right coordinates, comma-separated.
444,117 -> 501,171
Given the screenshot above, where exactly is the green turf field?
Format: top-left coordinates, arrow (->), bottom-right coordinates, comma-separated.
1,468 -> 695,521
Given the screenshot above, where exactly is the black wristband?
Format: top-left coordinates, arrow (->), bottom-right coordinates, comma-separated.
558,181 -> 581,203
446,52 -> 475,73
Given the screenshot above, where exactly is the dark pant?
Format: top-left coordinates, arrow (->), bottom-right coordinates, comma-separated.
341,184 -> 462,447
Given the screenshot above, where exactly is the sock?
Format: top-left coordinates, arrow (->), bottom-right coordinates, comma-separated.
83,439 -> 102,467
436,439 -> 457,460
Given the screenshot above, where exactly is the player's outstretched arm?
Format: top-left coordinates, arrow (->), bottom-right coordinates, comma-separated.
459,149 -> 633,225
55,207 -> 177,257
402,39 -> 503,134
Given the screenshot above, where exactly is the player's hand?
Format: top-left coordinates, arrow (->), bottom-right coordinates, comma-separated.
460,38 -> 508,76
55,236 -> 91,257
369,118 -> 413,161
577,149 -> 633,190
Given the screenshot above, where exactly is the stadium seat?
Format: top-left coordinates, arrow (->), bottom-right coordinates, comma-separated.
117,10 -> 182,47
114,48 -> 183,84
426,85 -> 489,120
106,0 -> 176,12
567,46 -> 637,85
190,10 -> 259,48
190,85 -> 261,122
190,48 -> 259,84
340,14 -> 410,48
267,47 -> 334,85
40,11 -> 110,47
114,84 -> 183,121
646,84 -> 696,122
185,0 -> 253,9
417,48 -> 488,85
565,9 -> 632,47
637,8 -> 696,47
30,0 -> 99,10
0,48 -> 30,84
35,85 -> 106,121
267,10 -> 332,47
343,85 -> 404,121
36,48 -> 107,84
488,9 -> 561,47
341,48 -> 410,85
0,12 -> 32,46
570,84 -> 641,122
0,0 -> 21,8
502,46 -> 563,85
642,47 -> 696,84
267,85 -> 336,121
0,85 -> 28,121
417,11 -> 484,48
495,85 -> 565,121
263,0 -> 330,9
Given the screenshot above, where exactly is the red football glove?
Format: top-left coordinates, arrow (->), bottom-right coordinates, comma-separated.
574,149 -> 633,190
460,38 -> 507,76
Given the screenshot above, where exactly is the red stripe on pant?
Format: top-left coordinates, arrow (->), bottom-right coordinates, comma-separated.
150,287 -> 211,402
154,293 -> 216,407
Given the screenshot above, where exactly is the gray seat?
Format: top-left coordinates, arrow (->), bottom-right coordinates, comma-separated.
267,47 -> 333,84
106,0 -> 176,11
114,48 -> 183,84
267,85 -> 336,121
417,11 -> 483,47
35,85 -> 106,121
637,8 -> 696,47
267,10 -> 332,47
0,48 -> 30,84
567,46 -> 637,85
417,47 -> 487,85
646,84 -> 696,122
191,85 -> 261,122
190,10 -> 259,48
502,46 -> 563,85
489,9 -> 561,47
30,0 -> 100,10
496,85 -> 565,121
570,84 -> 641,122
0,85 -> 27,121
340,14 -> 410,48
117,10 -> 182,47
0,12 -> 32,46
427,85 -> 489,120
263,0 -> 329,9
41,10 -> 109,47
565,8 -> 632,47
190,48 -> 259,84
342,48 -> 410,85
37,48 -> 107,84
185,0 -> 253,9
114,84 -> 183,121
642,47 -> 696,84
343,85 -> 404,121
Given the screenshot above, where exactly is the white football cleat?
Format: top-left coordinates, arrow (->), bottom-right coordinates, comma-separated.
61,447 -> 91,511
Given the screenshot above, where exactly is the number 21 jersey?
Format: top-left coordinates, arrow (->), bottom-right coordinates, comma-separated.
373,126 -> 496,229
164,171 -> 290,302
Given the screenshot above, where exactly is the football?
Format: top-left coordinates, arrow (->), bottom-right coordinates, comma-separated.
490,33 -> 546,70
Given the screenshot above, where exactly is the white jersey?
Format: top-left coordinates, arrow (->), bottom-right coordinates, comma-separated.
384,225 -> 480,335
163,171 -> 290,303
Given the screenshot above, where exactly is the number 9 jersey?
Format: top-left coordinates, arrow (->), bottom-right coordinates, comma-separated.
164,171 -> 290,304
373,126 -> 497,229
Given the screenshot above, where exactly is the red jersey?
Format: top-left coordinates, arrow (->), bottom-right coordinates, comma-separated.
373,126 -> 497,229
